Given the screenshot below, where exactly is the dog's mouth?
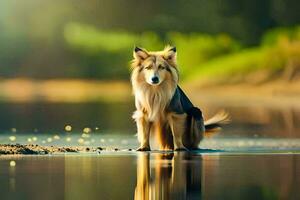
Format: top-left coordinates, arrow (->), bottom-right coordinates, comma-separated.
148,81 -> 160,86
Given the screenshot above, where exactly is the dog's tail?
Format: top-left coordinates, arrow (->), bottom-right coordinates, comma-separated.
204,111 -> 230,137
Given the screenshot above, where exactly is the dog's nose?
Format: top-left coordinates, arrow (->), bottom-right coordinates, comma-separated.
151,76 -> 159,84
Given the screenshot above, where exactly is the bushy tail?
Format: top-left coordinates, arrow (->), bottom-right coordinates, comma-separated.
204,111 -> 230,137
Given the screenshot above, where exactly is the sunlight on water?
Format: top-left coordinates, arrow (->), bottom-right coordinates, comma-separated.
0,101 -> 299,153
64,125 -> 72,132
200,138 -> 300,152
0,102 -> 299,200
9,161 -> 16,167
2,131 -> 300,153
9,136 -> 16,142
83,127 -> 92,133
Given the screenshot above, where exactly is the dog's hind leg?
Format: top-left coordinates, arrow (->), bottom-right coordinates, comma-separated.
134,111 -> 152,151
168,113 -> 188,151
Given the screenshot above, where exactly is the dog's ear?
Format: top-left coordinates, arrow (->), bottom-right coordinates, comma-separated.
163,46 -> 177,66
133,46 -> 149,60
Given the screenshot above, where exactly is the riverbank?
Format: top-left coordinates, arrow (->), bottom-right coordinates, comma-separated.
0,144 -> 130,155
2,137 -> 300,155
184,79 -> 300,108
0,144 -> 94,155
0,78 -> 299,104
0,78 -> 131,103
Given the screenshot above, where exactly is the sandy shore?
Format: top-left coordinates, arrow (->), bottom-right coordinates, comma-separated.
0,144 -> 129,155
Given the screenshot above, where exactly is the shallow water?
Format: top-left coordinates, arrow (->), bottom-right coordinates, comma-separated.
1,152 -> 300,200
0,100 -> 300,200
0,101 -> 299,138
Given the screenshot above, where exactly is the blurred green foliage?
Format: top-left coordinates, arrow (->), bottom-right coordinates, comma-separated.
64,23 -> 163,53
64,23 -> 300,84
168,32 -> 241,78
0,0 -> 299,81
188,26 -> 300,84
262,26 -> 300,46
64,22 -> 240,79
64,23 -> 164,79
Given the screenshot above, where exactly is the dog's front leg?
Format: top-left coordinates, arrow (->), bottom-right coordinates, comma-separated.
134,153 -> 150,199
134,111 -> 151,151
168,113 -> 188,151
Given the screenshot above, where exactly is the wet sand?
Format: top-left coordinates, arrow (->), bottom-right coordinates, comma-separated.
0,144 -> 115,155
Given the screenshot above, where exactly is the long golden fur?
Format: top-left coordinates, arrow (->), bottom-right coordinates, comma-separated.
131,46 -> 229,151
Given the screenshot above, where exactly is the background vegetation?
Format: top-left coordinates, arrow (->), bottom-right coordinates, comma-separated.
0,0 -> 299,84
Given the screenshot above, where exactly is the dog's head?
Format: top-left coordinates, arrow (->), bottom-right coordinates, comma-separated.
131,46 -> 178,86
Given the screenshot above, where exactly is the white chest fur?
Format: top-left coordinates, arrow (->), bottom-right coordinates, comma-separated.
134,83 -> 176,122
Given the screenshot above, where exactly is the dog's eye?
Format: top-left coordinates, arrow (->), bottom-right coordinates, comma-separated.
158,65 -> 165,70
145,66 -> 151,70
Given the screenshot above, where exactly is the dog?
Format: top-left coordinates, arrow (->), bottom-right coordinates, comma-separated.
131,46 -> 229,151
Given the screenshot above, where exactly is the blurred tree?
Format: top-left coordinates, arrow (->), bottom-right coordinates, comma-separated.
0,0 -> 299,79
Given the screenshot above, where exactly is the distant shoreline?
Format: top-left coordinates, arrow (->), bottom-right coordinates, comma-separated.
0,78 -> 132,103
184,79 -> 300,108
0,78 -> 299,105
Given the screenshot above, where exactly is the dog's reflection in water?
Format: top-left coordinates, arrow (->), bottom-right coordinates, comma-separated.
135,152 -> 202,200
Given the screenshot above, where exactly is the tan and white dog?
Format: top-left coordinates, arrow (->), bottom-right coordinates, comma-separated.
131,46 -> 229,151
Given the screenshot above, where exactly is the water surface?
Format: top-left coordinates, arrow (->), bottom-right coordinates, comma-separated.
0,100 -> 300,200
1,153 -> 300,200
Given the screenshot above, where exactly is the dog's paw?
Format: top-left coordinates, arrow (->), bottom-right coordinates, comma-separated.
174,147 -> 188,151
136,146 -> 151,151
